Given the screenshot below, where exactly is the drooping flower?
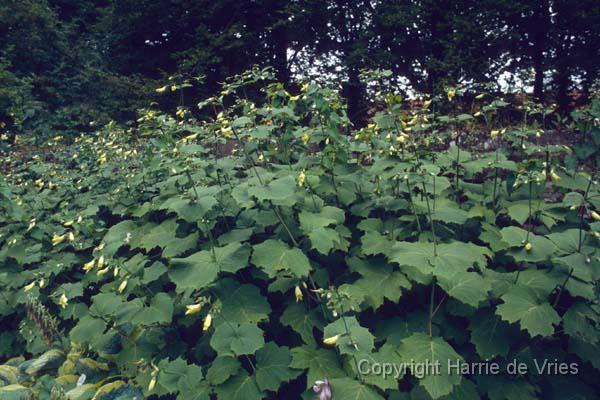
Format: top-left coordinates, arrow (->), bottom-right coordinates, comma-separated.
148,375 -> 157,391
83,259 -> 96,272
203,314 -> 213,332
323,334 -> 340,346
52,233 -> 66,246
118,280 -> 128,293
185,303 -> 203,316
23,281 -> 36,292
447,89 -> 456,101
58,293 -> 69,309
591,211 -> 600,221
297,171 -> 306,187
302,132 -> 311,145
524,242 -> 533,251
294,286 -> 303,302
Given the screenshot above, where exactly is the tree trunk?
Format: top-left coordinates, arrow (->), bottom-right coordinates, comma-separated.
344,67 -> 367,128
272,21 -> 290,87
531,0 -> 549,101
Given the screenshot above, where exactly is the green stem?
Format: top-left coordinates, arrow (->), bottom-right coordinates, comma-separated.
428,278 -> 436,337
578,174 -> 595,251
421,180 -> 438,255
406,178 -> 422,233
335,290 -> 364,383
553,268 -> 573,308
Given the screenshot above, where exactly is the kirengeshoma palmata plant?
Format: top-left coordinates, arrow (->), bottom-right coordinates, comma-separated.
2,67 -> 600,399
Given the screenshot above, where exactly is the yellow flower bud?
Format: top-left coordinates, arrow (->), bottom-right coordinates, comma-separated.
447,89 -> 456,101
148,375 -> 157,391
297,171 -> 306,187
68,232 -> 75,242
185,303 -> 203,316
475,93 -> 485,99
524,242 -> 533,251
203,314 -> 212,332
220,126 -> 233,138
591,211 -> 600,221
58,293 -> 69,309
294,286 -> 303,302
98,255 -> 105,269
302,132 -> 311,145
118,280 -> 128,293
490,130 -> 499,138
52,233 -> 66,246
27,220 -> 36,232
323,334 -> 340,346
83,260 -> 95,272
24,281 -> 36,292
97,267 -> 110,276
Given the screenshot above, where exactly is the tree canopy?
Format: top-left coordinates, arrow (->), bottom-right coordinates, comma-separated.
1,0 -> 598,132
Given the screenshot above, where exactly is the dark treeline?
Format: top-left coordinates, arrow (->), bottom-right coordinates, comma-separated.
0,0 -> 598,134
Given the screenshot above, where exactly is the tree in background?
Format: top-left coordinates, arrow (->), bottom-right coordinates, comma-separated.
0,0 -> 598,135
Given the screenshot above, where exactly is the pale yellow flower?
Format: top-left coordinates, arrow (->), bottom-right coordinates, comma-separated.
323,334 -> 340,346
203,314 -> 212,331
297,171 -> 306,187
185,303 -> 203,316
118,280 -> 128,293
83,260 -> 95,272
447,89 -> 456,101
52,233 -> 66,246
58,293 -> 69,309
294,286 -> 303,302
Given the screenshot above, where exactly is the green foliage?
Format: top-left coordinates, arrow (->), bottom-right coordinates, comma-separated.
1,71 -> 600,400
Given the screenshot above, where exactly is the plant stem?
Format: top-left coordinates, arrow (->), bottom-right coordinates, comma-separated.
421,180 -> 437,255
428,279 -> 436,337
406,178 -> 422,233
335,290 -> 364,383
578,174 -> 595,251
553,268 -> 573,308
